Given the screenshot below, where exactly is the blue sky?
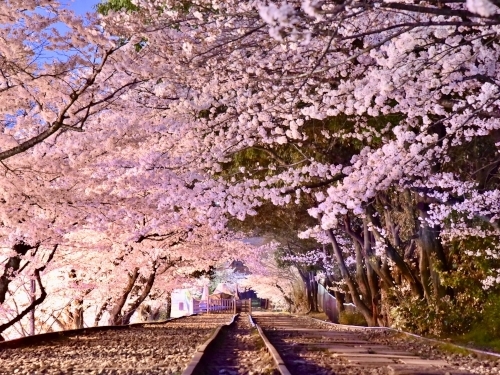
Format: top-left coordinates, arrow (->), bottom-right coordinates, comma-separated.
29,1 -> 104,64
65,0 -> 101,15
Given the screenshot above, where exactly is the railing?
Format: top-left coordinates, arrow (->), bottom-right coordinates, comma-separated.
194,299 -> 236,314
235,299 -> 251,313
193,299 -> 200,314
192,298 -> 266,314
208,299 -> 234,313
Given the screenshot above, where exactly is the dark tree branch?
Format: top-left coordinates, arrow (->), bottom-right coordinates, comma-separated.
281,174 -> 345,194
0,245 -> 58,335
380,2 -> 485,18
0,243 -> 36,304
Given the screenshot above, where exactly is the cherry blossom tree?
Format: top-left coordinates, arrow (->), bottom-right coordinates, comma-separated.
0,0 -> 151,161
3,0 -> 500,340
0,72 -> 244,338
98,0 -> 500,330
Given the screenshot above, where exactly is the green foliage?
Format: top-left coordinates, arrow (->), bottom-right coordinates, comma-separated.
133,38 -> 148,52
96,0 -> 139,15
389,234 -> 500,341
216,112 -> 410,249
391,295 -> 479,337
200,97 -> 499,343
217,112 -> 405,182
458,293 -> 500,352
250,328 -> 268,351
482,294 -> 500,337
339,310 -> 367,326
436,343 -> 472,356
306,311 -> 329,321
443,128 -> 500,190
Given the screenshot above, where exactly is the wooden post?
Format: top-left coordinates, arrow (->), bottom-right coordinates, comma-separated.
29,278 -> 36,335
248,298 -> 252,314
233,298 -> 236,314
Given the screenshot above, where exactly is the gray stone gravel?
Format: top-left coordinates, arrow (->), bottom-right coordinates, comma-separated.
310,317 -> 500,375
0,314 -> 234,375
252,313 -> 494,375
3,314 -> 494,375
196,314 -> 277,375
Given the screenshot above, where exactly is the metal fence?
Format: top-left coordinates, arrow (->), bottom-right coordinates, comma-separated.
317,284 -> 359,323
317,283 -> 339,323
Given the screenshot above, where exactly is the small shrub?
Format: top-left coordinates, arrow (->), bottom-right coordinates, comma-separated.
156,309 -> 170,321
481,293 -> 500,337
290,279 -> 310,313
437,343 -> 472,356
339,310 -> 367,326
459,293 -> 500,352
390,295 -> 481,337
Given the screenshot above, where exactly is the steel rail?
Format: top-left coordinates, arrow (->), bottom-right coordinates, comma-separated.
182,313 -> 290,375
181,313 -> 238,375
250,314 -> 292,375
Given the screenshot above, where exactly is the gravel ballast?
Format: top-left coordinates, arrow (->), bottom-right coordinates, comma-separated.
192,313 -> 278,375
0,314 -> 234,375
252,313 -> 496,375
3,313 -> 497,375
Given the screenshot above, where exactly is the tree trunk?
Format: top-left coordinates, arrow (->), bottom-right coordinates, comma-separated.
326,229 -> 376,326
334,291 -> 345,314
165,291 -> 172,319
108,268 -> 139,325
70,299 -> 85,329
419,242 -> 432,302
365,206 -> 424,298
354,242 -> 372,302
29,278 -> 36,335
417,199 -> 448,300
310,271 -> 319,312
121,265 -> 158,325
298,268 -> 316,312
94,298 -> 111,327
342,218 -> 386,325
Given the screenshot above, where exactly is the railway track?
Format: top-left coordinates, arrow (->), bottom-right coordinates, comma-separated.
0,314 -> 234,375
184,313 -> 278,375
252,313 -> 479,375
1,312 -> 498,375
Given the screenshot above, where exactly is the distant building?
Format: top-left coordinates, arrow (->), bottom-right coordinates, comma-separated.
170,289 -> 195,318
